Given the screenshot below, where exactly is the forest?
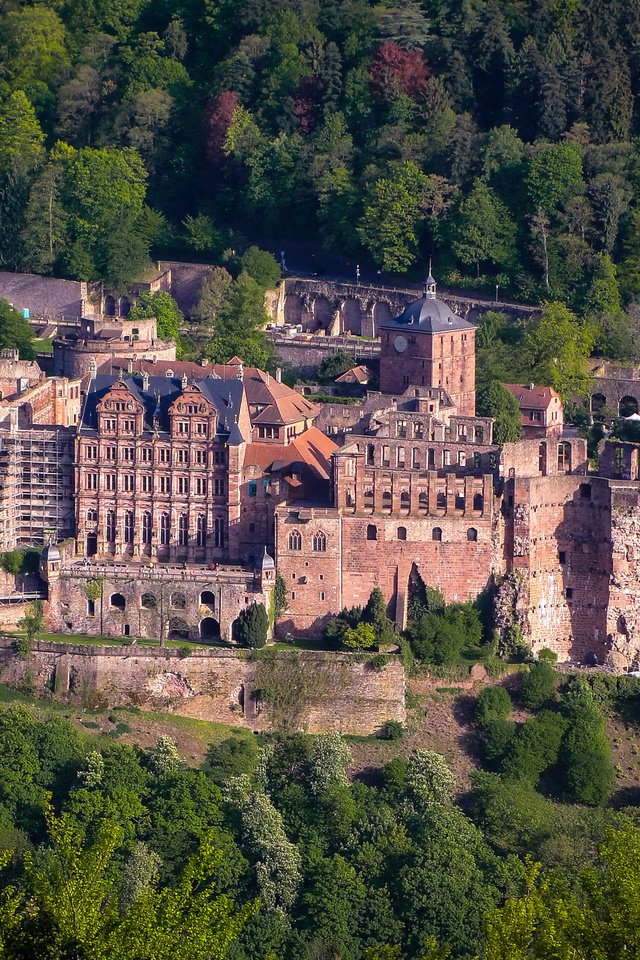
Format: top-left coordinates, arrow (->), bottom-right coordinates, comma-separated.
0,662 -> 639,960
1,0 -> 640,359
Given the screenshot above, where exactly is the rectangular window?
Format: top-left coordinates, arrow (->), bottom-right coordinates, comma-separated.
473,452 -> 481,469
444,450 -> 451,466
122,419 -> 135,433
103,418 -> 116,432
105,474 -> 116,491
160,476 -> 171,494
248,480 -> 257,497
215,478 -> 226,496
196,449 -> 206,466
176,449 -> 188,464
196,477 -> 207,495
559,551 -> 566,564
195,422 -> 207,436
263,478 -> 271,494
214,450 -> 225,465
458,451 -> 466,467
85,472 -> 98,491
531,410 -> 542,422
123,474 -> 134,492
159,448 -> 170,463
140,448 -> 152,462
85,444 -> 97,460
105,446 -> 117,461
177,420 -> 189,434
142,475 -> 153,493
122,447 -> 135,461
178,477 -> 189,495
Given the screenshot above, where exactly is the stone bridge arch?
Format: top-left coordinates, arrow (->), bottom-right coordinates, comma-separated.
340,297 -> 363,335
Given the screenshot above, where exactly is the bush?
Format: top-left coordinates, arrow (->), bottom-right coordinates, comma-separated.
501,711 -> 568,786
475,686 -> 512,728
177,645 -> 192,658
480,717 -> 517,766
382,720 -> 405,741
205,736 -> 259,784
342,622 -> 376,650
15,635 -> 32,660
0,549 -> 39,575
500,623 -> 531,662
560,681 -> 614,805
538,648 -> 558,664
367,653 -> 388,671
234,602 -> 269,648
519,661 -> 558,710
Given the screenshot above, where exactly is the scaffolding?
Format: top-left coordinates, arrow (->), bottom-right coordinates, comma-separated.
0,425 -> 75,550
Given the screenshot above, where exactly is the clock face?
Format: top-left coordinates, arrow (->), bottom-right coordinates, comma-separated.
394,334 -> 408,354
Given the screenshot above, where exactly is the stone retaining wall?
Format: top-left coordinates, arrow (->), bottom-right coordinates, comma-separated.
0,637 -> 405,735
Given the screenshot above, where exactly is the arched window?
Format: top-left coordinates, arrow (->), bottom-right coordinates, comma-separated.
86,509 -> 97,524
142,512 -> 152,545
104,294 -> 116,317
160,513 -> 170,546
178,514 -> 189,546
400,491 -> 410,507
436,492 -> 446,509
473,493 -> 484,511
288,529 -> 302,551
106,510 -> 116,542
110,593 -> 125,610
557,442 -> 571,472
312,531 -> 326,552
171,593 -> 186,609
196,515 -> 206,547
124,511 -> 134,544
397,526 -> 407,541
382,490 -> 392,506
432,527 -> 442,542
119,296 -> 131,317
467,527 -> 478,542
619,396 -> 639,418
367,524 -> 377,541
141,593 -> 156,609
418,492 -> 428,508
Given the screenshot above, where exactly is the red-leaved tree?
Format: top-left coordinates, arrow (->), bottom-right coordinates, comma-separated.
205,90 -> 239,169
369,41 -> 430,102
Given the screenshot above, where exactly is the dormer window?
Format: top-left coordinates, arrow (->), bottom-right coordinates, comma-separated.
165,369 -> 174,378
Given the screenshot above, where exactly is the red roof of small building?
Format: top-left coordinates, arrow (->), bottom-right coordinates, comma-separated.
503,383 -> 562,411
335,364 -> 371,384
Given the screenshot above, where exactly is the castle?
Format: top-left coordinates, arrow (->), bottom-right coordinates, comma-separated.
4,276 -> 640,671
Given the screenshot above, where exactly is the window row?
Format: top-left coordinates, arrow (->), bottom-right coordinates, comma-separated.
366,524 -> 478,542
84,474 -> 225,496
288,530 -> 327,552
360,489 -> 484,511
84,445 -> 226,467
98,511 -> 225,547
365,446 -> 493,470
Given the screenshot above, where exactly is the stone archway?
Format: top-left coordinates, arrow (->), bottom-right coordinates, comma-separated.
372,301 -> 392,336
312,295 -> 333,331
340,298 -> 362,335
104,295 -> 116,317
620,395 -> 639,417
284,293 -> 303,325
168,618 -> 189,641
591,393 -> 607,419
200,617 -> 221,642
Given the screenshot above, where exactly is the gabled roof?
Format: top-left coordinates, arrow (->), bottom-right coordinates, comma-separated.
80,373 -> 245,440
335,364 -> 371,384
97,358 -> 318,427
503,383 -> 561,411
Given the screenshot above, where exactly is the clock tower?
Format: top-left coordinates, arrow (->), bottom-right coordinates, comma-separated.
378,272 -> 476,415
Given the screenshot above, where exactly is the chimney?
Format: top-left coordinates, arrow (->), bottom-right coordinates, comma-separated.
275,367 -> 282,383
181,373 -> 188,389
236,362 -> 243,380
128,358 -> 134,373
142,371 -> 149,391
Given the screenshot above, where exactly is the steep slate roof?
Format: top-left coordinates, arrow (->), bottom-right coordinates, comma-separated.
380,295 -> 475,333
503,383 -> 561,411
99,357 -> 318,427
0,271 -> 85,319
80,374 -> 245,440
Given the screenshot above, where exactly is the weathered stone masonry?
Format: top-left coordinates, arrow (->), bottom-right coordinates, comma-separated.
0,638 -> 405,735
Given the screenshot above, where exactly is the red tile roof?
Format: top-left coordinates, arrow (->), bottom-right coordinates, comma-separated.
335,364 -> 371,384
503,383 -> 562,411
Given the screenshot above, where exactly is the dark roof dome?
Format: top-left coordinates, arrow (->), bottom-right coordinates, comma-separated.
381,272 -> 475,334
41,543 -> 61,562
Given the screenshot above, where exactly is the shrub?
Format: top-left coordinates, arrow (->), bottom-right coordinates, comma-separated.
367,653 -> 388,671
538,648 -> 558,664
501,623 -> 531,662
519,661 -> 558,710
0,548 -> 39,575
480,717 -> 517,766
15,635 -> 33,660
234,602 -> 269,648
501,711 -> 567,786
177,645 -> 192,658
382,720 -> 405,741
342,622 -> 376,650
475,686 -> 512,728
560,680 -> 614,805
205,736 -> 259,784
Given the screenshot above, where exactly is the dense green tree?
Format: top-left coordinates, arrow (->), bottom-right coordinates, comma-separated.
241,246 -> 281,290
358,161 -> 429,271
129,291 -> 183,342
560,680 -> 614,805
526,301 -> 595,400
206,273 -> 275,370
0,299 -> 35,359
233,602 -> 268,648
450,179 -> 516,278
519,662 -> 558,710
477,380 -> 522,443
526,143 -> 583,217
